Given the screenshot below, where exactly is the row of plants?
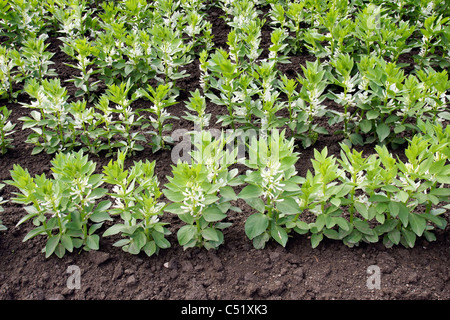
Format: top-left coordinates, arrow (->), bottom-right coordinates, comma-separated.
206,0 -> 450,148
16,78 -> 179,156
0,0 -> 213,102
2,50 -> 449,159
1,0 -> 449,159
1,122 -> 449,258
264,0 -> 450,68
213,0 -> 450,150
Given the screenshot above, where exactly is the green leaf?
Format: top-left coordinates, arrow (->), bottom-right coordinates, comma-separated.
143,241 -> 157,257
271,225 -> 288,247
220,186 -> 237,200
438,111 -> 450,121
397,203 -> 409,227
252,232 -> 270,249
366,110 -> 379,120
295,220 -> 310,234
70,211 -> 82,230
421,213 -> 447,229
374,219 -> 398,234
387,228 -> 401,245
276,197 -> 301,215
345,229 -> 362,245
376,123 -> 390,142
16,212 -> 39,227
92,200 -> 112,217
359,120 -> 372,133
201,228 -> 220,242
281,181 -> 301,192
90,210 -> 112,223
103,224 -> 128,237
369,194 -> 390,202
239,185 -> 263,199
311,233 -> 323,248
54,244 -> 66,258
132,231 -> 147,250
164,203 -> 184,214
315,214 -> 328,232
388,201 -> 400,217
23,226 -> 47,242
429,188 -> 450,197
203,205 -> 227,222
245,197 -> 266,213
423,231 -> 436,242
245,213 -> 269,240
409,213 -> 426,237
381,185 -> 399,193
178,212 -> 195,225
353,220 -> 374,235
86,234 -> 100,250
152,231 -> 171,249
333,217 -> 350,231
354,202 -> 369,219
113,239 -> 130,247
61,234 -> 74,252
163,189 -> 185,202
45,235 -> 61,258
177,225 -> 197,246
401,228 -> 416,248
350,133 -> 363,146
323,228 -> 340,240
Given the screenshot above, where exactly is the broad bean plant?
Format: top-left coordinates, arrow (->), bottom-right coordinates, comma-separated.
102,152 -> 171,257
6,151 -> 112,258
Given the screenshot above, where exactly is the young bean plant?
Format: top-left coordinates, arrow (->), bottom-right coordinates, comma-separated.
6,151 -> 112,258
137,83 -> 178,152
182,89 -> 210,131
19,79 -> 76,155
294,59 -> 329,148
239,129 -> 302,249
0,45 -> 21,101
0,106 -> 15,155
164,132 -> 240,250
102,151 -> 171,257
60,37 -> 101,102
18,34 -> 57,82
103,80 -> 146,157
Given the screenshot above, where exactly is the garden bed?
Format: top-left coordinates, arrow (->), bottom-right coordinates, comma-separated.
0,1 -> 449,300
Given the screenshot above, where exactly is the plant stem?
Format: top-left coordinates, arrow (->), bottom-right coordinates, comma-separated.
227,82 -> 235,130
349,173 -> 356,224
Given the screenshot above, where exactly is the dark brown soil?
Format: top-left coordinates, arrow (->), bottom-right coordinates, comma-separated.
0,4 -> 449,302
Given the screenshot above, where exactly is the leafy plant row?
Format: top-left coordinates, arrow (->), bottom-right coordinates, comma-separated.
0,0 -> 212,102
1,47 -> 450,158
1,0 -> 450,158
1,122 -> 449,258
206,0 -> 450,148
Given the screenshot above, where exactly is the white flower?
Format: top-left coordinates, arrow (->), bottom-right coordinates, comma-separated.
356,194 -> 369,206
295,197 -> 306,209
113,198 -> 125,209
261,160 -> 285,200
358,77 -> 369,91
70,177 -> 93,202
434,152 -> 446,162
356,91 -> 371,104
336,92 -> 356,107
422,1 -> 434,16
181,184 -> 206,218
